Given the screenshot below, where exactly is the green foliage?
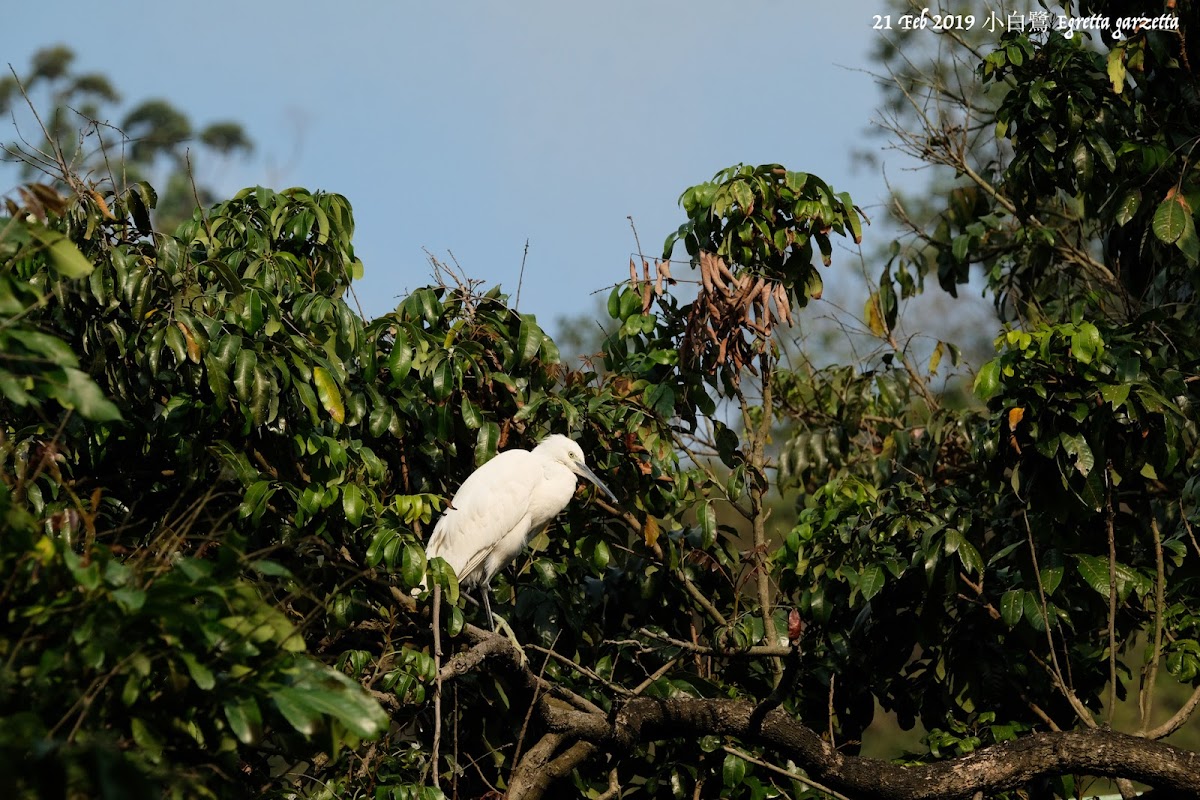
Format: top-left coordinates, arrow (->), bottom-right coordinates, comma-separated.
664,163 -> 864,309
6,9 -> 1200,798
772,7 -> 1200,781
0,162 -> 703,796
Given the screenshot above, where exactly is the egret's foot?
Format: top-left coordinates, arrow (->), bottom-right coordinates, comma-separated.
490,612 -> 527,668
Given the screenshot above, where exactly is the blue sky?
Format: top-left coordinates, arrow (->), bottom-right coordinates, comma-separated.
3,1 -> 927,333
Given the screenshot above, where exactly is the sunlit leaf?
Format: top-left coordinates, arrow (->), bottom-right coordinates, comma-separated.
313,366 -> 344,423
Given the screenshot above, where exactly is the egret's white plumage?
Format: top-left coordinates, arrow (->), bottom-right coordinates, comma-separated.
426,435 -> 615,625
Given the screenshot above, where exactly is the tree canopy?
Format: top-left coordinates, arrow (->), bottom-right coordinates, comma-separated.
3,3 -> 1200,799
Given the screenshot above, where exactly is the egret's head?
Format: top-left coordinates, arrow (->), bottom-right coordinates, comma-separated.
536,435 -> 618,502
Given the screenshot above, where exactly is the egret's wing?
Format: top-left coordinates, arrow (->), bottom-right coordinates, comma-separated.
426,450 -> 534,583
454,510 -> 531,585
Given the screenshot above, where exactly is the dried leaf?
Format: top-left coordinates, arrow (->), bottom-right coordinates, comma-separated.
30,183 -> 68,215
787,608 -> 804,643
90,189 -> 116,220
642,516 -> 661,548
17,186 -> 45,221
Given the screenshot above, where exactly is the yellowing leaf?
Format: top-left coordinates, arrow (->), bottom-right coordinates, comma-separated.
864,292 -> 885,336
642,516 -> 661,548
312,367 -> 345,423
1107,47 -> 1126,94
177,322 -> 201,364
1008,407 -> 1025,430
929,341 -> 944,375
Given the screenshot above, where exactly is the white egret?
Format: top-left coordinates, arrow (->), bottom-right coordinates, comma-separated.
425,434 -> 617,630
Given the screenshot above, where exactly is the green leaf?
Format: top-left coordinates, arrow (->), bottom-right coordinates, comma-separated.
1089,134 -> 1117,173
475,421 -> 500,466
516,314 -> 542,364
386,329 -> 413,385
1100,383 -> 1130,409
271,687 -> 320,735
51,368 -> 123,421
180,652 -> 216,691
342,484 -> 365,527
957,540 -> 984,576
234,349 -> 257,404
859,564 -> 885,602
698,500 -> 717,548
112,587 -> 146,612
401,544 -> 427,589
1069,322 -> 1102,364
201,352 -> 229,402
240,480 -> 274,522
1041,564 -> 1064,596
592,540 -> 611,571
1152,196 -> 1189,245
368,401 -> 394,438
291,661 -> 389,739
973,360 -> 1001,400
1071,141 -> 1093,186
1115,189 -> 1141,226
1076,554 -> 1143,602
129,717 -> 163,761
1059,433 -> 1095,477
1022,591 -> 1047,632
1000,589 -> 1023,626
722,752 -> 747,789
25,222 -> 94,278
431,357 -> 453,402
1076,554 -> 1111,598
366,527 -> 399,568
224,698 -> 263,745
461,396 -> 483,429
606,286 -> 621,320
313,366 -> 345,423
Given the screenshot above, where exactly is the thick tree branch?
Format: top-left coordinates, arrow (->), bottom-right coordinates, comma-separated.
542,696 -> 1200,800
507,733 -> 598,800
419,576 -> 1200,800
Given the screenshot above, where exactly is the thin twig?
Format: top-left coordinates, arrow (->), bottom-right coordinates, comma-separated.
721,744 -> 853,800
1105,462 -> 1119,725
431,583 -> 443,788
1140,516 -> 1167,733
1023,510 -> 1096,727
515,238 -> 530,311
635,627 -> 790,658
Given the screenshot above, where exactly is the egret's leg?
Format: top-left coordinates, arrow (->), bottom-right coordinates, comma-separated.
479,583 -> 525,666
480,585 -> 495,632
489,613 -> 526,667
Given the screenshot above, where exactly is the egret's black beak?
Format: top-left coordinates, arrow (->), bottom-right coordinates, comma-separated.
575,463 -> 617,503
